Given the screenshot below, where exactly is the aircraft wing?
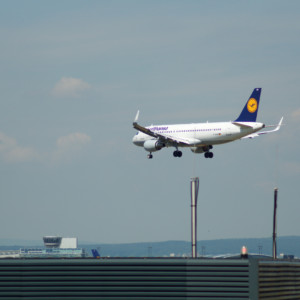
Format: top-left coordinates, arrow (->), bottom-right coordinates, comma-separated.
133,120 -> 158,139
241,117 -> 283,139
156,133 -> 201,146
133,110 -> 201,146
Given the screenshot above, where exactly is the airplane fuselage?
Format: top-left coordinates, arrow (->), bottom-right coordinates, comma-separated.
133,121 -> 265,148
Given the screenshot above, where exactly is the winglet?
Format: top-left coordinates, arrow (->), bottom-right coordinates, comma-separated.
263,117 -> 284,133
134,110 -> 140,125
274,117 -> 283,132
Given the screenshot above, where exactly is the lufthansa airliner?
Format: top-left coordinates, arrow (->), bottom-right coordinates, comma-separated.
132,88 -> 282,159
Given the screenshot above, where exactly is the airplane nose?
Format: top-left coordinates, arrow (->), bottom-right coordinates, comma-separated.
132,135 -> 137,145
133,135 -> 142,146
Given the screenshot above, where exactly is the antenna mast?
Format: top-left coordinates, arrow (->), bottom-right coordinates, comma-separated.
272,188 -> 278,259
191,177 -> 199,258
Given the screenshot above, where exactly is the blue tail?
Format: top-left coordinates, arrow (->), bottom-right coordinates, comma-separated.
91,249 -> 100,258
235,88 -> 262,122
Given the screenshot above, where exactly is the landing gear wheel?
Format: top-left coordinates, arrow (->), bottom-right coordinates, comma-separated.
147,154 -> 153,159
173,150 -> 183,158
204,152 -> 214,158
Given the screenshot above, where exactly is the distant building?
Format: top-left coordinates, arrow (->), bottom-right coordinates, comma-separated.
43,236 -> 77,249
20,248 -> 85,258
0,250 -> 20,258
43,236 -> 62,248
0,236 -> 85,258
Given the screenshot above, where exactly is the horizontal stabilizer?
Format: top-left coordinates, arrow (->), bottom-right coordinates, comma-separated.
232,122 -> 254,128
241,117 -> 283,139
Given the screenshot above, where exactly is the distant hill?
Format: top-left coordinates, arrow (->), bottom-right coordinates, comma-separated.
1,236 -> 299,258
0,238 -> 42,248
82,236 -> 300,258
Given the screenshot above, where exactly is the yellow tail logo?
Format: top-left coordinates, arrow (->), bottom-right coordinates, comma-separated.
247,98 -> 258,113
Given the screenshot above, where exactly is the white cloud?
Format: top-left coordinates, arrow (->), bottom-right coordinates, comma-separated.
0,132 -> 38,163
291,108 -> 300,121
0,132 -> 91,164
56,132 -> 91,149
52,77 -> 91,97
53,132 -> 91,162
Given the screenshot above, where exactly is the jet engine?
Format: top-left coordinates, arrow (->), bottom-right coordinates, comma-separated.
190,145 -> 212,154
143,140 -> 165,152
190,147 -> 204,154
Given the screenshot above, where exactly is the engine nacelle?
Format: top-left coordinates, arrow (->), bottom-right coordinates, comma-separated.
143,140 -> 165,152
190,147 -> 204,154
191,145 -> 212,154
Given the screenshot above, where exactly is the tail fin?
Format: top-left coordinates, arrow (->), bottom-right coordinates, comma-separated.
235,88 -> 262,122
91,249 -> 100,258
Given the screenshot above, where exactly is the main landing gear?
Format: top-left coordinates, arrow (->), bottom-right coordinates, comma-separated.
147,150 -> 182,159
204,145 -> 213,159
173,150 -> 182,158
204,152 -> 214,158
147,147 -> 213,159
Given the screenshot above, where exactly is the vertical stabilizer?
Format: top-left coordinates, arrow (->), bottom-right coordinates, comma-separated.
91,249 -> 100,258
235,88 -> 262,122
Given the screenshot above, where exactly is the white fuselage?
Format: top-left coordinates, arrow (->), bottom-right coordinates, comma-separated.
133,121 -> 265,148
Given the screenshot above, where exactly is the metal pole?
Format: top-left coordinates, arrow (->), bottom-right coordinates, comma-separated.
191,177 -> 199,258
272,188 -> 278,259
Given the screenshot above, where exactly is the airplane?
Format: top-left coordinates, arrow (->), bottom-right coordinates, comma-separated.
132,88 -> 283,159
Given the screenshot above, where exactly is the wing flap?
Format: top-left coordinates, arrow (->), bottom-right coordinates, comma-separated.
156,133 -> 201,146
232,122 -> 254,128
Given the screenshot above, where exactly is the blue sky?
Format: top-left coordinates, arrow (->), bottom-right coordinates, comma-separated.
0,0 -> 299,245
